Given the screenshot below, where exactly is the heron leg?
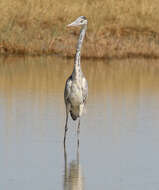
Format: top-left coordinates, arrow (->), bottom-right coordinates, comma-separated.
77,118 -> 80,148
64,113 -> 69,148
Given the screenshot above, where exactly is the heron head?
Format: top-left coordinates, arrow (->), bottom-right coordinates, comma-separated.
67,16 -> 87,27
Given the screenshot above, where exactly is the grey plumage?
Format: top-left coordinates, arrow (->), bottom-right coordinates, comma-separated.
64,16 -> 88,146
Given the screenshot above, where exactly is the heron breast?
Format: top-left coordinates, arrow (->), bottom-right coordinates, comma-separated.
69,84 -> 83,105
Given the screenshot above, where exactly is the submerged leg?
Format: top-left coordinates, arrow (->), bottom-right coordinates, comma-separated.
77,118 -> 80,148
64,113 -> 69,148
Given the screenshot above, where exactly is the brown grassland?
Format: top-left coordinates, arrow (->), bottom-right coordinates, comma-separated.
1,0 -> 159,58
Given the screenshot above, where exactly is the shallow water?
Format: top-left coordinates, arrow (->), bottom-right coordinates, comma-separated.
1,56 -> 159,190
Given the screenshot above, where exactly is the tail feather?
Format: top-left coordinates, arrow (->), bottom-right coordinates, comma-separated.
70,111 -> 78,120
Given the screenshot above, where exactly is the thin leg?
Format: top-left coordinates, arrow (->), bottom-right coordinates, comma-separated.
64,113 -> 68,148
64,144 -> 67,174
77,118 -> 80,148
64,144 -> 68,186
76,140 -> 80,163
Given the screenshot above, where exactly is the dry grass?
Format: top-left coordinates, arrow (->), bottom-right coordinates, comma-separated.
1,0 -> 159,58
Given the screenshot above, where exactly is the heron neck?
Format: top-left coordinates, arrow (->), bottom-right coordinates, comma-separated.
73,24 -> 87,78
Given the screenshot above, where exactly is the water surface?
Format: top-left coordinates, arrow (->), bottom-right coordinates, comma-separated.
0,56 -> 159,190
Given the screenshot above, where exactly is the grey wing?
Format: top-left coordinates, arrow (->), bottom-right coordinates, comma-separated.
64,76 -> 72,104
82,77 -> 88,104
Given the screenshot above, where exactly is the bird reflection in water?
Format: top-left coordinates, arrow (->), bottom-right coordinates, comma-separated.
63,146 -> 84,190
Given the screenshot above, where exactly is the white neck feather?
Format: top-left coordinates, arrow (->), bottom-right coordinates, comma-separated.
73,24 -> 87,79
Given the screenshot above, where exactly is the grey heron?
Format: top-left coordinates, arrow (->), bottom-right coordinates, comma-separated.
64,16 -> 88,146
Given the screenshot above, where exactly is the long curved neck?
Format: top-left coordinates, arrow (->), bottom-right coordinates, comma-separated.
73,24 -> 87,79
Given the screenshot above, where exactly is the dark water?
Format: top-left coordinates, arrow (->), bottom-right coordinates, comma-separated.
0,56 -> 159,190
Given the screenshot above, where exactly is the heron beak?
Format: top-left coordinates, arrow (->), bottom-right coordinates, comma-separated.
67,20 -> 79,27
67,23 -> 73,27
